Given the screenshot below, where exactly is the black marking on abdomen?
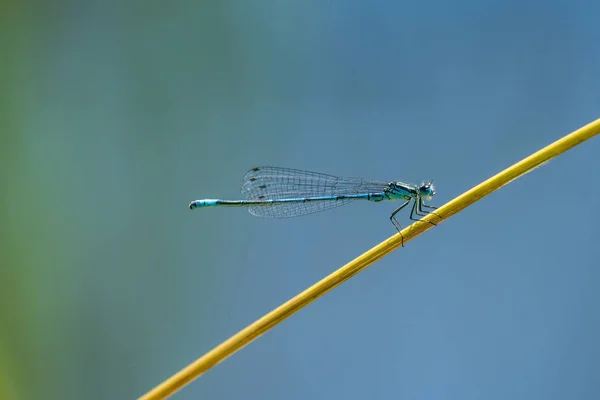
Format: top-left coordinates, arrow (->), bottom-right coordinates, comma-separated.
367,193 -> 385,202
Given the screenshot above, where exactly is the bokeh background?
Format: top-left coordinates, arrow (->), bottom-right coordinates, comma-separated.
2,1 -> 600,399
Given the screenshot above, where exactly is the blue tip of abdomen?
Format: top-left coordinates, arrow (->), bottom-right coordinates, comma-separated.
189,199 -> 219,210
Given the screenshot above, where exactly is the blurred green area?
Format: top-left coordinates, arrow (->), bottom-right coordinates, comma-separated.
2,3 -> 67,399
0,3 -> 240,398
2,2 -> 35,399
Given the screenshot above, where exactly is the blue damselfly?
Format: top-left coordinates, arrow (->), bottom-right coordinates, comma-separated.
189,166 -> 439,245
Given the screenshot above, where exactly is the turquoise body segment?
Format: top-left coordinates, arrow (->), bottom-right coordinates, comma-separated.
189,194 -> 381,210
188,199 -> 219,209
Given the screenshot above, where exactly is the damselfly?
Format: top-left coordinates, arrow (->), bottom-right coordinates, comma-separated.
189,166 -> 440,245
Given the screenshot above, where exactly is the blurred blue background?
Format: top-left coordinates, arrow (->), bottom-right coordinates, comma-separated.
2,1 -> 599,399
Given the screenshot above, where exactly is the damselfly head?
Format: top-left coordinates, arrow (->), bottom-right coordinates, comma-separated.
418,181 -> 436,200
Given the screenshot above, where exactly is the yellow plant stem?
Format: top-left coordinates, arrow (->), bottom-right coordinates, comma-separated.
140,118 -> 600,399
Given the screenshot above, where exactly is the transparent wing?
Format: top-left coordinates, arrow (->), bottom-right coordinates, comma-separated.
240,166 -> 389,218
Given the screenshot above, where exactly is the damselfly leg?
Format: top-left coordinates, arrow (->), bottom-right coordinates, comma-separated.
420,202 -> 442,220
390,199 -> 411,246
410,198 -> 438,227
